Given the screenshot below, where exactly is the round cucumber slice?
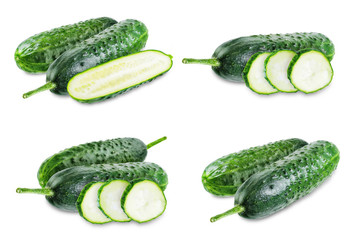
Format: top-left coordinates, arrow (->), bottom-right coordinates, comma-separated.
98,180 -> 131,222
288,50 -> 333,93
265,50 -> 297,92
122,180 -> 166,223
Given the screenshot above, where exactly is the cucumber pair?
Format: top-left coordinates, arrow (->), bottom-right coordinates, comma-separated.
244,50 -> 334,94
77,179 -> 166,224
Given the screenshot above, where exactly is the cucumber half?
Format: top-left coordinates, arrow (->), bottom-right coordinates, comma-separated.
98,180 -> 131,222
121,180 -> 166,223
288,50 -> 333,93
265,50 -> 297,92
76,182 -> 111,224
67,50 -> 173,103
243,52 -> 278,95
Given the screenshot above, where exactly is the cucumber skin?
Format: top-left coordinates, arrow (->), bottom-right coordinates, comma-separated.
68,50 -> 173,103
37,137 -> 147,188
14,17 -> 117,73
202,138 -> 308,196
45,162 -> 168,212
46,19 -> 148,95
235,140 -> 339,219
212,32 -> 335,82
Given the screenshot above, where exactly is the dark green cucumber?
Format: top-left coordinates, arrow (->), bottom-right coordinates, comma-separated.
17,162 -> 168,212
182,32 -> 334,82
37,136 -> 166,188
211,140 -> 339,222
15,17 -> 117,73
202,138 -> 307,196
23,19 -> 148,98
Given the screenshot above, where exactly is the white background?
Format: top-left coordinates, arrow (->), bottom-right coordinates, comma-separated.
1,0 -> 359,239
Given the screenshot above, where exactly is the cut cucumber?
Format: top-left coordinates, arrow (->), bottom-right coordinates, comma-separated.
288,50 -> 333,93
243,52 -> 278,95
121,180 -> 166,223
265,50 -> 297,92
98,180 -> 131,222
67,50 -> 173,103
76,182 -> 111,224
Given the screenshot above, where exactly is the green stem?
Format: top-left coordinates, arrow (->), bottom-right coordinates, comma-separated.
147,136 -> 167,149
182,58 -> 220,67
16,187 -> 54,196
210,205 -> 245,223
23,82 -> 56,99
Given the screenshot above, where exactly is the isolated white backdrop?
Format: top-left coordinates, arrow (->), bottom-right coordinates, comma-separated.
1,0 -> 359,239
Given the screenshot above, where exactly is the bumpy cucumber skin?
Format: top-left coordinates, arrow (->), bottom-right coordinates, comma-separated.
202,138 -> 308,196
235,140 -> 339,219
37,137 -> 147,188
46,19 -> 148,95
212,32 -> 335,82
45,162 -> 168,212
68,50 -> 173,103
14,17 -> 117,73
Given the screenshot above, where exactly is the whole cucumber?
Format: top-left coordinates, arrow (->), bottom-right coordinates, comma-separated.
23,19 -> 148,98
15,17 -> 117,73
211,140 -> 339,222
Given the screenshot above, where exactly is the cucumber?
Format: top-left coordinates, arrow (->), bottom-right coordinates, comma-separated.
16,162 -> 168,211
202,138 -> 307,196
264,50 -> 297,92
288,50 -> 334,93
67,50 -> 173,103
23,19 -> 148,98
37,136 -> 166,188
182,32 -> 334,82
121,180 -> 166,223
210,140 -> 339,222
98,180 -> 131,222
77,182 -> 112,224
243,52 -> 278,94
15,17 -> 117,73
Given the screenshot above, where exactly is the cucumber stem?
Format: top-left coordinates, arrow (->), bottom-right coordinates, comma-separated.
210,205 -> 245,223
147,136 -> 167,149
182,58 -> 220,67
23,82 -> 57,99
16,187 -> 54,196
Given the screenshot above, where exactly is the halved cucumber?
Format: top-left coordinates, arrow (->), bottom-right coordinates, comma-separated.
98,180 -> 131,222
288,50 -> 333,93
121,180 -> 166,223
76,182 -> 111,224
265,50 -> 297,92
243,52 -> 278,95
67,50 -> 173,103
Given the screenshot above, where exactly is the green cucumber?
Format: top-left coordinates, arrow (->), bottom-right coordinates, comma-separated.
264,50 -> 297,92
98,180 -> 131,222
23,19 -> 148,98
16,162 -> 168,212
202,138 -> 307,196
182,32 -> 334,82
243,52 -> 278,94
288,50 -> 334,93
67,50 -> 173,103
77,182 -> 112,224
15,17 -> 117,73
121,180 -> 166,223
37,136 -> 166,188
210,140 -> 339,222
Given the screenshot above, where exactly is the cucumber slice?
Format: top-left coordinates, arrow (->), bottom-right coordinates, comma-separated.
265,50 -> 297,92
76,182 -> 111,224
121,180 -> 166,223
243,52 -> 278,95
67,50 -> 173,103
98,180 -> 131,222
288,50 -> 333,93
